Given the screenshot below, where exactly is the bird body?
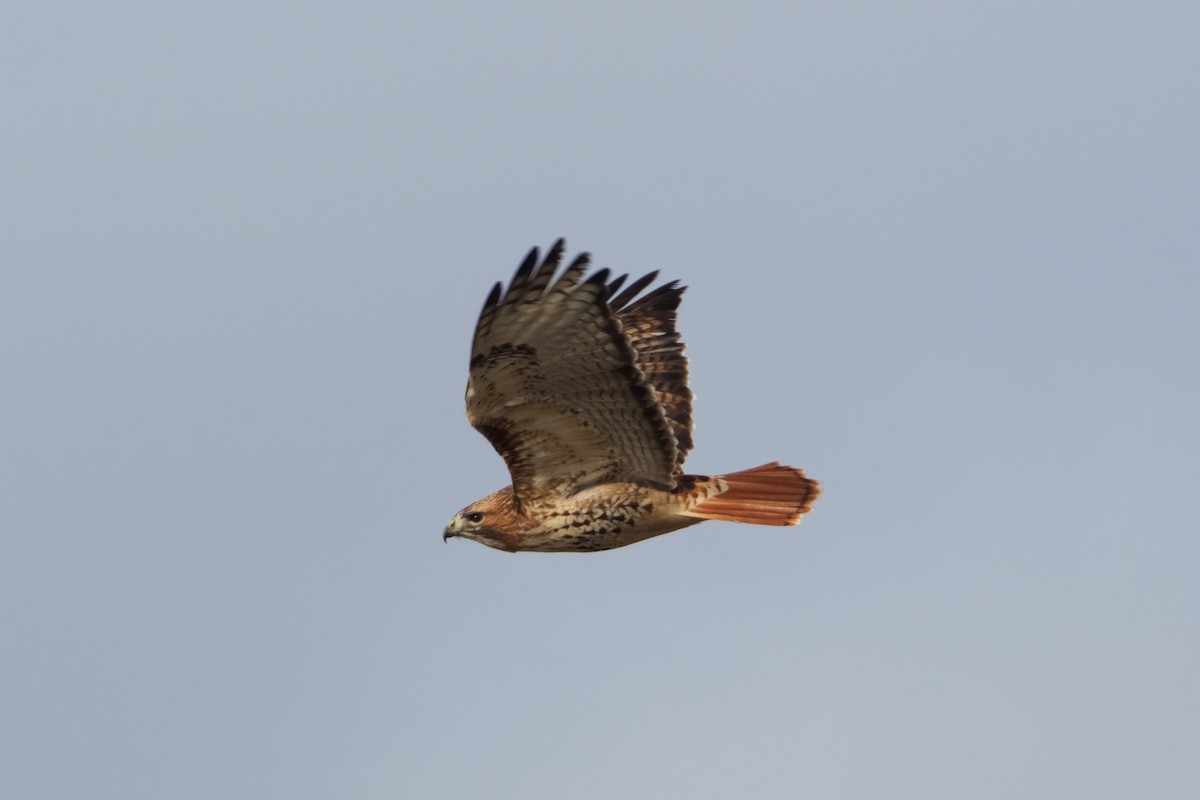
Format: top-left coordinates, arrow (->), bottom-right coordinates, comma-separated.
443,240 -> 819,553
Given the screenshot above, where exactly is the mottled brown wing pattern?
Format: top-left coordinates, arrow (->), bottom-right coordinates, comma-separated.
607,276 -> 693,473
466,241 -> 680,503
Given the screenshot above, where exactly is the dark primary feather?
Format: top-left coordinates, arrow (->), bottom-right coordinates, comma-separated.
465,240 -> 691,501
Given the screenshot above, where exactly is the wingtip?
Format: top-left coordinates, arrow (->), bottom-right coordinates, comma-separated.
502,246 -> 539,301
484,281 -> 502,308
545,238 -> 567,266
605,272 -> 629,300
608,270 -> 662,309
585,267 -> 612,287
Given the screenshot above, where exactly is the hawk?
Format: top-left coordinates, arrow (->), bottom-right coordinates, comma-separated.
443,240 -> 819,552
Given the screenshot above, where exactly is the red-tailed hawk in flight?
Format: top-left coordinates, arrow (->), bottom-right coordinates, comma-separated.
443,240 -> 819,552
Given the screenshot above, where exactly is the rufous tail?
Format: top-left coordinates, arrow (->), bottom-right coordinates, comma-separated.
682,462 -> 820,526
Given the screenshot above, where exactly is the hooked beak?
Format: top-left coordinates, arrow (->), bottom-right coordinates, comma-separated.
443,524 -> 457,542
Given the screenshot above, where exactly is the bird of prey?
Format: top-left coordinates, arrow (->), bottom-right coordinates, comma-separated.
443,240 -> 819,552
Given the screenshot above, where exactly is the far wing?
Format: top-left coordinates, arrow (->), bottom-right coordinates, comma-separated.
609,274 -> 693,468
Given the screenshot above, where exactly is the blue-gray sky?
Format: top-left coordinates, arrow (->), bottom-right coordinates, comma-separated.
3,3 -> 1197,798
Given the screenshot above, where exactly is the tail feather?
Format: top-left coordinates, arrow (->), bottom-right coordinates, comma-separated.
682,462 -> 820,526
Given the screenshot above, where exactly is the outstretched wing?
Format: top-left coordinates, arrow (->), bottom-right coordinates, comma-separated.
466,240 -> 689,505
608,274 -> 694,465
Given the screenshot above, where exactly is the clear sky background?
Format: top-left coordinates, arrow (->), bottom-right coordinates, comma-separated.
3,3 -> 1197,798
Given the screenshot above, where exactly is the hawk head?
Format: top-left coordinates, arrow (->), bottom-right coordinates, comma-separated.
442,487 -> 522,552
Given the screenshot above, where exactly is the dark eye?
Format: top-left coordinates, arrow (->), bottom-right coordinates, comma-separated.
464,512 -> 484,523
